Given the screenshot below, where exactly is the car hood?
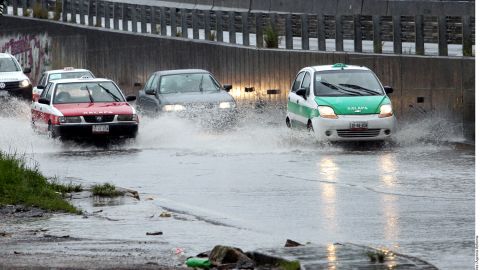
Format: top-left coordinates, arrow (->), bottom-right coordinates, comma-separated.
54,102 -> 134,116
314,95 -> 390,115
159,91 -> 234,105
0,71 -> 29,82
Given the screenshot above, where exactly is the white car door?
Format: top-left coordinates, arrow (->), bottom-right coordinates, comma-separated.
296,70 -> 313,125
287,71 -> 305,124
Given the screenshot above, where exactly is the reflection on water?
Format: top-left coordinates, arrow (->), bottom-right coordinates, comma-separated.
379,153 -> 399,247
318,156 -> 338,231
326,243 -> 337,270
379,153 -> 398,188
92,196 -> 125,207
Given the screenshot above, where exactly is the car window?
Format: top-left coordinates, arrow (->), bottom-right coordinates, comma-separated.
38,74 -> 46,86
159,73 -> 220,94
314,70 -> 384,97
43,83 -> 53,101
301,72 -> 311,96
291,72 -> 305,92
145,74 -> 156,90
53,81 -> 125,104
0,57 -> 21,72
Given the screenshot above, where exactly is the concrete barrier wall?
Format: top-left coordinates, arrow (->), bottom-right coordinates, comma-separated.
0,16 -> 474,140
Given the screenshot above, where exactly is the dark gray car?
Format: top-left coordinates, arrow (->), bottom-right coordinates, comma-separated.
136,69 -> 236,126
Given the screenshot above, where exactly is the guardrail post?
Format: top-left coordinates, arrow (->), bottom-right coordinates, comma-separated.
105,1 -> 111,29
181,8 -> 188,37
285,13 -> 293,49
192,9 -> 199,39
95,0 -> 101,27
354,14 -> 362,52
216,10 -> 223,42
229,11 -> 236,44
462,16 -> 472,57
21,0 -> 27,15
415,15 -> 424,55
373,15 -> 382,53
160,7 -> 166,35
437,16 -> 447,56
88,0 -> 94,26
79,0 -> 85,24
242,12 -> 249,46
121,3 -> 128,31
12,0 -> 18,16
131,5 -> 138,32
204,10 -> 211,40
151,6 -> 158,34
335,15 -> 343,51
255,13 -> 263,48
41,0 -> 47,10
113,3 -> 119,30
62,0 -> 68,21
301,13 -> 309,50
393,15 -> 402,54
317,13 -> 326,51
139,5 -> 146,33
170,7 -> 177,36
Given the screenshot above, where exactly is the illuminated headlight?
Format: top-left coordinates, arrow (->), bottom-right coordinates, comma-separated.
163,104 -> 186,112
318,106 -> 338,119
19,79 -> 30,88
379,104 -> 393,118
219,102 -> 235,109
59,116 -> 82,123
117,114 -> 138,121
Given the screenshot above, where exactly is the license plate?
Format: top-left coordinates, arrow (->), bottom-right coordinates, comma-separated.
92,125 -> 109,133
350,121 -> 368,129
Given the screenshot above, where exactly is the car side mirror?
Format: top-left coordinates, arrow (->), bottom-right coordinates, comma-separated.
296,88 -> 307,99
38,98 -> 50,105
37,85 -> 45,90
384,86 -> 394,94
126,95 -> 136,102
23,67 -> 31,74
134,82 -> 143,87
223,84 -> 232,92
145,89 -> 156,95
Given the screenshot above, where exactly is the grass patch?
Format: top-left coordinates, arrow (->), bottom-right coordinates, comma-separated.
92,183 -> 124,197
32,3 -> 49,19
0,152 -> 79,213
264,24 -> 279,48
49,179 -> 82,194
53,0 -> 62,21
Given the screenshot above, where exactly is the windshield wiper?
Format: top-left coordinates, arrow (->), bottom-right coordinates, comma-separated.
97,84 -> 121,102
321,82 -> 362,96
339,84 -> 382,96
83,85 -> 95,103
199,75 -> 204,92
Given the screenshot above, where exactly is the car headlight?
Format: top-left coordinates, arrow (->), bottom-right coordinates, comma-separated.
59,116 -> 82,123
163,104 -> 186,112
117,114 -> 138,121
19,79 -> 30,88
219,102 -> 235,109
318,106 -> 338,119
379,104 -> 393,118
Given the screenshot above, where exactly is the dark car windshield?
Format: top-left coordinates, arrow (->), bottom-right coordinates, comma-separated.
48,71 -> 94,81
314,70 -> 384,97
0,57 -> 21,72
159,73 -> 220,94
53,81 -> 125,104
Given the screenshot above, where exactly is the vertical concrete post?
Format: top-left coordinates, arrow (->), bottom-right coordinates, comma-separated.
192,9 -> 199,39
216,10 -> 223,42
12,0 -> 18,16
21,0 -> 27,15
62,0 -> 68,22
140,5 -> 147,33
229,11 -> 236,44
121,3 -> 128,31
462,16 -> 472,57
242,12 -> 249,46
353,14 -> 362,52
255,13 -> 263,48
285,13 -> 293,49
181,8 -> 188,38
88,0 -> 94,26
415,15 -> 424,55
301,13 -> 309,50
204,10 -> 211,40
160,7 -> 166,35
437,16 -> 448,56
113,3 -> 119,30
393,15 -> 402,54
335,15 -> 343,51
170,7 -> 177,36
41,0 -> 47,10
373,15 -> 382,53
79,0 -> 85,25
105,1 -> 111,29
131,5 -> 138,32
151,6 -> 158,34
317,13 -> 326,51
95,0 -> 101,27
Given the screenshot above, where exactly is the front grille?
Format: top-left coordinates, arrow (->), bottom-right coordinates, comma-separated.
0,81 -> 20,91
83,115 -> 115,123
337,129 -> 381,138
188,103 -> 216,110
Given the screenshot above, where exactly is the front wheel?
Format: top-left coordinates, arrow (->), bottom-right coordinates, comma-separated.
48,123 -> 57,139
286,117 -> 291,128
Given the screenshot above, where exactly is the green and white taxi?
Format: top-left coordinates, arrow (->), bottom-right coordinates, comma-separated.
286,64 -> 396,141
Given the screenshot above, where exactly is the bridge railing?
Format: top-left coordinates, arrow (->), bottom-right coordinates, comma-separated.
5,0 -> 475,57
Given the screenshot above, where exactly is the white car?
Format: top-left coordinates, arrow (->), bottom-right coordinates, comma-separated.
0,53 -> 32,100
33,67 -> 94,101
286,63 -> 397,141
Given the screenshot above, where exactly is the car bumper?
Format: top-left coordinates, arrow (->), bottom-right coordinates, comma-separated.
0,86 -> 32,100
311,114 -> 396,141
53,123 -> 138,139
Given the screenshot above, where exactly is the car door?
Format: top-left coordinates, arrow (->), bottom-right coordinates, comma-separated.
288,71 -> 305,123
32,82 -> 53,131
33,73 -> 47,101
138,74 -> 160,113
297,71 -> 312,125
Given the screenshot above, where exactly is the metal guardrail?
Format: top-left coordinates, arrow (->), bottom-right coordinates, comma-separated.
5,0 -> 476,56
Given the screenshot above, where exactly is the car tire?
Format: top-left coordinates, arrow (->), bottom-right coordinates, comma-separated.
307,120 -> 314,133
48,123 -> 57,139
286,117 -> 291,128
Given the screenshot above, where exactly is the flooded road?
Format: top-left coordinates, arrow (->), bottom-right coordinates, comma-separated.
0,99 -> 474,269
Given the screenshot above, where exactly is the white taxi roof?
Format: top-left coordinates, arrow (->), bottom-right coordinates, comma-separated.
308,64 -> 371,72
45,68 -> 92,74
51,78 -> 112,84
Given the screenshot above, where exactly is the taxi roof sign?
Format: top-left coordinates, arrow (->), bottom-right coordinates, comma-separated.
63,67 -> 75,70
332,63 -> 348,69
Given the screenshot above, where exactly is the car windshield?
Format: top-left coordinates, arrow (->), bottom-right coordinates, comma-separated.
0,57 -> 21,72
314,70 -> 384,97
159,73 -> 220,94
53,81 -> 124,104
49,71 -> 93,81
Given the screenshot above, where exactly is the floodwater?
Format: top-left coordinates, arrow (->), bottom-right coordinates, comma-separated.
0,98 -> 474,269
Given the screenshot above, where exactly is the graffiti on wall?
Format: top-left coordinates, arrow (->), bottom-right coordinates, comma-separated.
0,33 -> 52,84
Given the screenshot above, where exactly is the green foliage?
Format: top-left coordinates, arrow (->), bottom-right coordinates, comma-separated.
32,2 -> 48,19
264,24 -> 279,48
49,179 -> 82,194
0,152 -> 78,213
207,30 -> 216,41
92,183 -> 124,197
23,8 -> 32,17
53,0 -> 62,21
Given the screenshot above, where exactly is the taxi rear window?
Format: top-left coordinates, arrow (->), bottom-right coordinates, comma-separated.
49,72 -> 93,81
